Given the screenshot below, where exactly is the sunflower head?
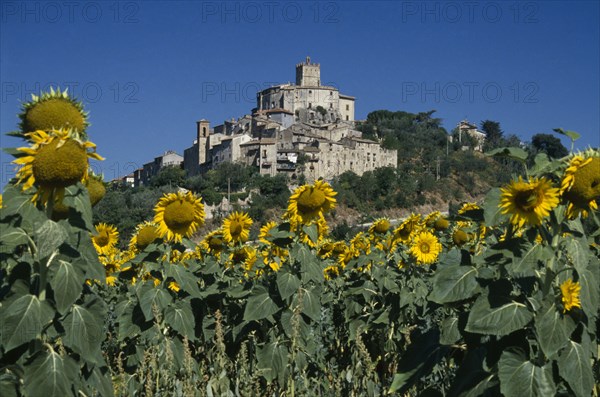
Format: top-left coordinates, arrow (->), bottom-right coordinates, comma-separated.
201,229 -> 226,257
285,180 -> 337,224
560,278 -> 582,313
154,191 -> 205,243
229,246 -> 258,272
433,218 -> 449,231
452,229 -> 469,246
324,265 -> 341,280
13,129 -> 103,205
409,231 -> 442,265
18,88 -> 88,137
86,173 -> 106,207
499,176 -> 560,228
259,221 -> 278,244
424,211 -> 441,227
222,211 -> 253,244
393,214 -> 421,242
561,151 -> 600,218
129,222 -> 160,252
350,232 -> 371,254
458,202 -> 481,215
92,223 -> 119,255
369,218 -> 391,235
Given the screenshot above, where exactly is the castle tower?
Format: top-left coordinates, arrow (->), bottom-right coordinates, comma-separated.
196,119 -> 210,164
295,56 -> 320,87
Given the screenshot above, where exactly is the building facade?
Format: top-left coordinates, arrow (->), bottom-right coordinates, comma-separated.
182,58 -> 397,180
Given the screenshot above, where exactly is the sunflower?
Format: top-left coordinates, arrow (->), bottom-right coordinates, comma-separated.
369,218 -> 391,235
13,129 -> 104,205
338,245 -> 359,268
297,215 -> 329,247
433,217 -> 449,231
222,211 -> 253,244
154,191 -> 205,243
259,221 -> 278,244
423,211 -> 441,227
560,151 -> 600,218
99,248 -> 122,274
350,232 -> 371,255
200,229 -> 226,258
168,281 -> 181,293
409,231 -> 442,265
393,214 -> 422,243
261,246 -> 288,272
228,246 -> 258,273
452,229 -> 469,246
0,194 -> 3,209
129,221 -> 160,252
92,223 -> 119,255
499,176 -> 560,228
560,278 -> 582,312
458,202 -> 481,214
86,173 -> 106,207
324,265 -> 341,280
317,240 -> 335,258
18,87 -> 88,138
375,234 -> 399,255
285,180 -> 337,224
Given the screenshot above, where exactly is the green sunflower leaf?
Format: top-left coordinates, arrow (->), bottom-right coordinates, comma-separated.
429,265 -> 479,304
498,350 -> 555,397
465,296 -> 533,336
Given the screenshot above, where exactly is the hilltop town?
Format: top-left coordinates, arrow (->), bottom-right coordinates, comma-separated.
121,58 -> 400,187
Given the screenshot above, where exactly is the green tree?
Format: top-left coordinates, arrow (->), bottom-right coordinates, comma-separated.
150,166 -> 186,187
481,120 -> 504,151
531,133 -> 569,159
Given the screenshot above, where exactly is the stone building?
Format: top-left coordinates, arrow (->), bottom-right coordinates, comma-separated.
139,150 -> 183,185
256,56 -> 355,123
183,58 -> 397,180
454,120 -> 486,151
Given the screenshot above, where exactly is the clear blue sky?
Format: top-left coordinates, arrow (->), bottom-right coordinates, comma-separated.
1,0 -> 599,184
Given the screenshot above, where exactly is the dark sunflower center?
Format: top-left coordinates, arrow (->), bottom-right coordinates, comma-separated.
297,187 -> 326,214
514,188 -> 541,211
96,231 -> 110,247
209,236 -> 224,250
230,220 -> 243,237
32,139 -> 87,187
232,250 -> 247,263
163,200 -> 195,231
420,242 -> 431,254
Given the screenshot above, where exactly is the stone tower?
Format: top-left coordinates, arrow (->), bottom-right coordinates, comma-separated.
196,119 -> 210,165
295,56 -> 320,87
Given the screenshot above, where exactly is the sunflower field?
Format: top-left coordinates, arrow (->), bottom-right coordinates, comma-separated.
1,91 -> 599,396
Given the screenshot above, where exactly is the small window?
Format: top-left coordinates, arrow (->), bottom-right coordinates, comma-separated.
346,115 -> 349,121
346,104 -> 350,111
308,103 -> 312,108
309,90 -> 312,94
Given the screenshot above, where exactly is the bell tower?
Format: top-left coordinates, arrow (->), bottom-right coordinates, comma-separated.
295,56 -> 321,87
196,119 -> 210,165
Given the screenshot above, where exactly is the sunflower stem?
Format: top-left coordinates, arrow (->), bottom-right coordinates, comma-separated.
39,192 -> 55,301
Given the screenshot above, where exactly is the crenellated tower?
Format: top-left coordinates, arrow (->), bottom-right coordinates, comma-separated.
295,56 -> 320,87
